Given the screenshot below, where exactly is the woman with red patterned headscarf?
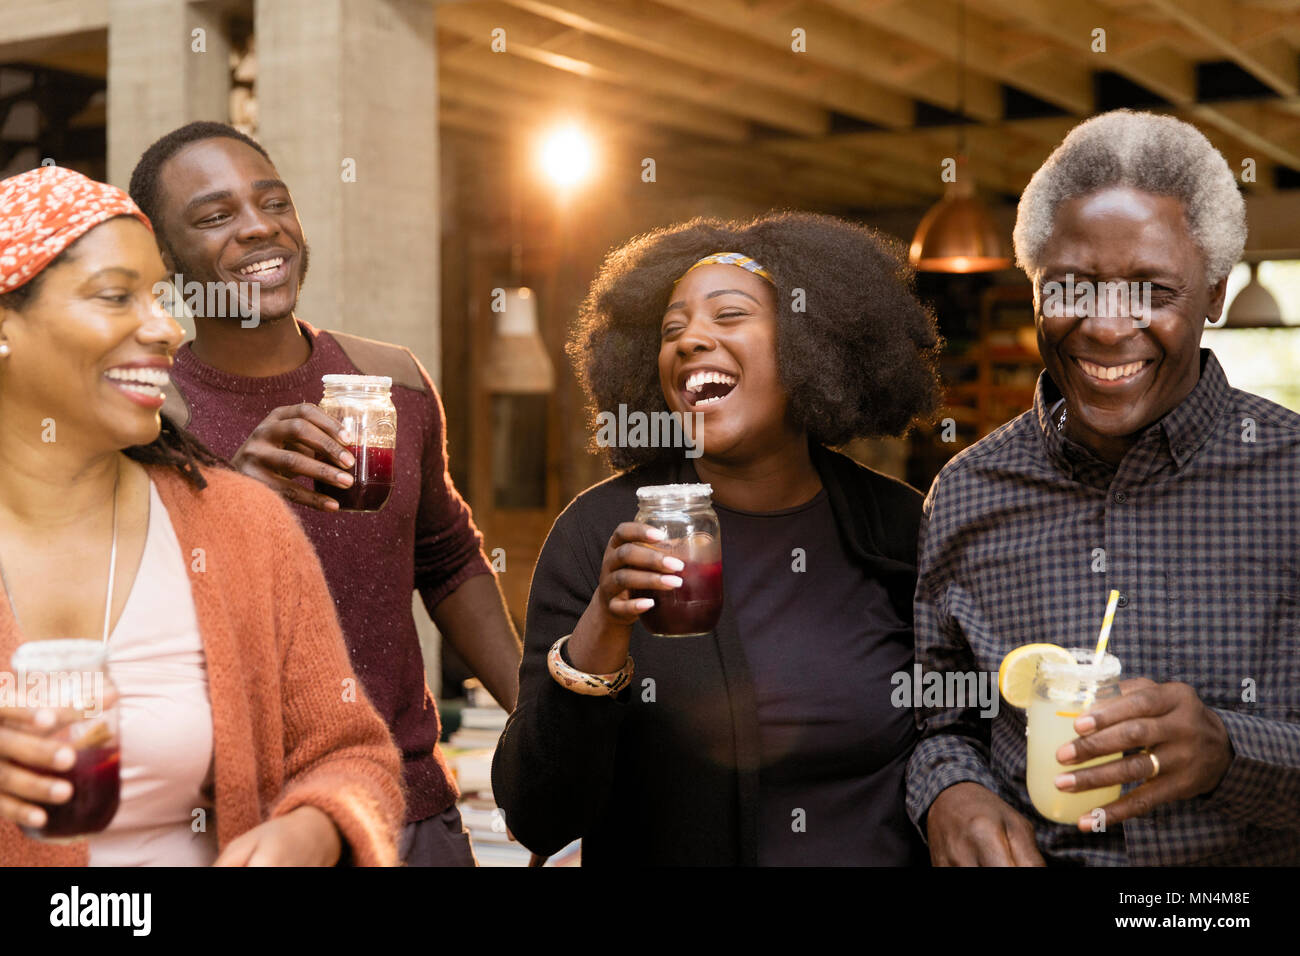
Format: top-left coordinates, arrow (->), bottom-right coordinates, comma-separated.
0,166 -> 404,866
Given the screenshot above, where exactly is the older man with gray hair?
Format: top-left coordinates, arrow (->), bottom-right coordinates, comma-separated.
907,109 -> 1300,865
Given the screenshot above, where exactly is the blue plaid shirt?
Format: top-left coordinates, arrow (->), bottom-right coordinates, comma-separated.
907,350 -> 1300,865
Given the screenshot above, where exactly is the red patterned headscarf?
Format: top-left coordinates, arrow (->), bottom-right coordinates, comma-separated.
0,165 -> 153,293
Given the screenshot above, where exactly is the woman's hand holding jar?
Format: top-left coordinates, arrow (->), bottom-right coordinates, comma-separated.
1,641 -> 122,842
0,705 -> 85,832
566,522 -> 684,675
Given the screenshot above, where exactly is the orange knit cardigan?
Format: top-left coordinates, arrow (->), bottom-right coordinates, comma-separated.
0,463 -> 405,866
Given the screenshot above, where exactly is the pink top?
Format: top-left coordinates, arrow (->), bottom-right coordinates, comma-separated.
87,480 -> 217,866
1,464 -> 404,868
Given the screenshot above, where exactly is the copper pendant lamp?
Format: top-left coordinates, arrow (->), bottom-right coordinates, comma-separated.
909,159 -> 1011,273
909,1 -> 1011,274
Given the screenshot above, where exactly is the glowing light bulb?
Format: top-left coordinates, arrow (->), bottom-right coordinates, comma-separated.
538,125 -> 594,188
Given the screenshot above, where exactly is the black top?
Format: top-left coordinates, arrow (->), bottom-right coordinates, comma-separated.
492,443 -> 926,865
718,491 -> 927,865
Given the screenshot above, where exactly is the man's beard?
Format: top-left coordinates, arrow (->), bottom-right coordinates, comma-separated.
163,240 -> 311,323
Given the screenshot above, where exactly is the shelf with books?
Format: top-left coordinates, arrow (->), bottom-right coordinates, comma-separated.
446,678 -> 582,866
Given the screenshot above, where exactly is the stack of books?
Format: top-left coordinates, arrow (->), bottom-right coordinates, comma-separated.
446,679 -> 581,866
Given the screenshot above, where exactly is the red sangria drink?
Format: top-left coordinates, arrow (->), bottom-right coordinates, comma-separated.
315,443 -> 395,512
10,639 -> 122,843
16,740 -> 121,840
634,558 -> 723,636
633,484 -> 724,637
317,374 -> 398,513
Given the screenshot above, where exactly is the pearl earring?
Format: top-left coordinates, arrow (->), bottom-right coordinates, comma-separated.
0,342 -> 9,357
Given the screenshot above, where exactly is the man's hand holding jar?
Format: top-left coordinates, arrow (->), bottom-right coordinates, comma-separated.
230,375 -> 397,514
229,401 -> 357,512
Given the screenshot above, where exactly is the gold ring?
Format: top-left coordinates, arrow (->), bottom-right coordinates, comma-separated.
1147,750 -> 1160,779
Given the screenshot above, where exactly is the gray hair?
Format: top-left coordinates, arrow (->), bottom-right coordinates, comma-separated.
1013,110 -> 1246,284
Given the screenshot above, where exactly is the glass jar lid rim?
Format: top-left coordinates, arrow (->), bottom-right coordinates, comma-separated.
11,638 -> 107,670
322,374 -> 393,388
1038,648 -> 1123,680
636,482 -> 713,500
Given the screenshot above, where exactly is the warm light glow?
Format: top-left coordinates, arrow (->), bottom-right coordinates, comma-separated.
538,125 -> 594,189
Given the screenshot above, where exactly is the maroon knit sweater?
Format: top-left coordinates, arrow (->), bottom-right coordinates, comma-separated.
171,320 -> 492,822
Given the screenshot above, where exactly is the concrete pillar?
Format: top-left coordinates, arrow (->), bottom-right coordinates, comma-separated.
258,0 -> 444,690
106,0 -> 230,188
255,0 -> 440,382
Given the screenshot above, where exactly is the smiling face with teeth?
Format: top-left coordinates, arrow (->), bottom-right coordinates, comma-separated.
154,137 -> 308,324
658,263 -> 801,463
0,217 -> 183,453
1033,186 -> 1227,465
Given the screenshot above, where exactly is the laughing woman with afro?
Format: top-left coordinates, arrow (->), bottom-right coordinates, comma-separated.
492,211 -> 943,865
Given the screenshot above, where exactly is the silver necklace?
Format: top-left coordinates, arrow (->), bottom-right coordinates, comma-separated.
101,458 -> 121,642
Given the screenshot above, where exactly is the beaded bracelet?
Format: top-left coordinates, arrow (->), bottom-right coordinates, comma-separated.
547,635 -> 633,697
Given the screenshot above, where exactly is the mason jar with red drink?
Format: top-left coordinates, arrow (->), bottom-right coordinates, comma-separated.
10,639 -> 121,842
631,483 -> 723,637
314,374 -> 397,512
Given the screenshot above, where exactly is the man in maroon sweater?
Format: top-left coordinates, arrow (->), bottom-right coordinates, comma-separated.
128,122 -> 522,866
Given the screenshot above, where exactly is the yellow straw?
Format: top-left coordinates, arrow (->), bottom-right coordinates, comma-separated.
1093,589 -> 1121,667
1080,589 -> 1121,713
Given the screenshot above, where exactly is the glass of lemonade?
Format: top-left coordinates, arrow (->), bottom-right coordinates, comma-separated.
1025,648 -> 1123,824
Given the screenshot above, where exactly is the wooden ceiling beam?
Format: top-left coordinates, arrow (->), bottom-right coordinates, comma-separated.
1145,0 -> 1299,96
1230,7 -> 1300,47
649,0 -> 1004,121
439,53 -> 753,143
985,0 -> 1300,171
1184,99 -> 1300,170
501,0 -> 915,129
653,132 -> 902,206
827,0 -> 1093,115
756,137 -> 942,199
984,0 -> 1195,99
439,81 -> 904,207
436,1 -> 829,135
443,132 -> 825,218
436,10 -> 952,201
828,128 -> 1031,197
438,0 -> 1300,208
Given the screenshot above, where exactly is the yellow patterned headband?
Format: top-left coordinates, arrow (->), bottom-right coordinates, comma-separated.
676,251 -> 775,285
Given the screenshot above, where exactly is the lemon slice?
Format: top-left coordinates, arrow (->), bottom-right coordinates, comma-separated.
997,643 -> 1075,709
